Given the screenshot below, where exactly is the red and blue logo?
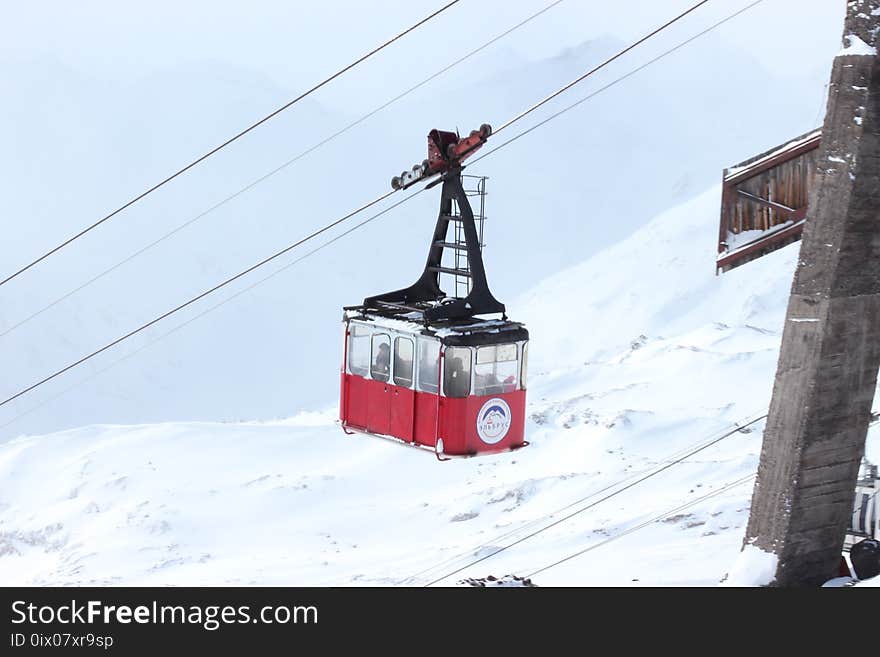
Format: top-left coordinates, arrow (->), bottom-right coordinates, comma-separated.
476,398 -> 512,444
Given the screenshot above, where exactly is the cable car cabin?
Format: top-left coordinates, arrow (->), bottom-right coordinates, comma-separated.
340,313 -> 529,458
338,123 -> 529,459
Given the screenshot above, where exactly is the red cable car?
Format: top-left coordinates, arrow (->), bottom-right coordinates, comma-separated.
339,125 -> 529,460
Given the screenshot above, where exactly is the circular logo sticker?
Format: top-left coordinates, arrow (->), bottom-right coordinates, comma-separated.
476,398 -> 512,444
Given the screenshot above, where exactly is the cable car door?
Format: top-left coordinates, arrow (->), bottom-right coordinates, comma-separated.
413,338 -> 440,447
389,336 -> 415,442
367,333 -> 392,435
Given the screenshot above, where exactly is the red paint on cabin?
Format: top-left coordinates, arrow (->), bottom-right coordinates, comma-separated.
340,371 -> 526,457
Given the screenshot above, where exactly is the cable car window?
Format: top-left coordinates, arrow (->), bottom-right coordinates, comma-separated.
393,337 -> 414,388
371,334 -> 391,382
444,347 -> 471,398
347,324 -> 371,377
521,342 -> 529,390
417,339 -> 440,393
474,344 -> 518,396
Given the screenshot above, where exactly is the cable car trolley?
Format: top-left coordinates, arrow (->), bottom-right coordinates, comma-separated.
339,124 -> 529,460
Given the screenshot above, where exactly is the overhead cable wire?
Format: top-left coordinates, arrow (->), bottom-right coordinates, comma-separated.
0,0 -> 462,289
420,405 -> 872,585
0,0 -> 568,341
471,0 -> 765,167
0,187 -> 430,431
423,414 -> 767,586
404,409 -> 767,584
0,0 -> 763,411
521,415 -> 880,581
491,0 -> 711,135
0,190 -> 397,409
525,474 -> 756,580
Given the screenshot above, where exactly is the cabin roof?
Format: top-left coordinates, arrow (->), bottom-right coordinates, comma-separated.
724,128 -> 822,184
343,307 -> 528,346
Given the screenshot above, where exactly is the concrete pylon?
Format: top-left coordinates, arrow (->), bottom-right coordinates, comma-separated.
742,0 -> 880,586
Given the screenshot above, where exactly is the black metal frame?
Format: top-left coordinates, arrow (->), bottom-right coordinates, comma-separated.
439,323 -> 529,346
364,167 -> 506,322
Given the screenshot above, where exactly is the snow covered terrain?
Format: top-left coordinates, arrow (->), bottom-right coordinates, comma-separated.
2,185 -> 876,586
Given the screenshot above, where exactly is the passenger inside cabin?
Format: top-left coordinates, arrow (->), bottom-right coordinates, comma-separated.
373,343 -> 390,379
445,356 -> 469,398
475,372 -> 517,394
476,371 -> 500,393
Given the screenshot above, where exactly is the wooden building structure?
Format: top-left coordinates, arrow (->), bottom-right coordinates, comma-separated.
716,129 -> 821,274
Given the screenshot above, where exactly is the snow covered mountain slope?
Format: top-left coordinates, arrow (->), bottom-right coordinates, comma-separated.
1,185 -> 876,586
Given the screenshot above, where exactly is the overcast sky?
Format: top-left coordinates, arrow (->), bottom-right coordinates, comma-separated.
1,0 -> 844,111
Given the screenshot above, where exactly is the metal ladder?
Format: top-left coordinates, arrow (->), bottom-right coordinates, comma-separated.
449,175 -> 487,299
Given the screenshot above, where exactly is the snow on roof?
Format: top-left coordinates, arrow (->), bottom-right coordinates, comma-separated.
344,308 -> 519,338
344,310 -> 427,334
724,129 -> 822,180
433,318 -> 520,338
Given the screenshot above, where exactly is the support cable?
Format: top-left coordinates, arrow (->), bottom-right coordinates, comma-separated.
0,0 -> 568,340
0,1 -> 462,289
0,0 -> 763,411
